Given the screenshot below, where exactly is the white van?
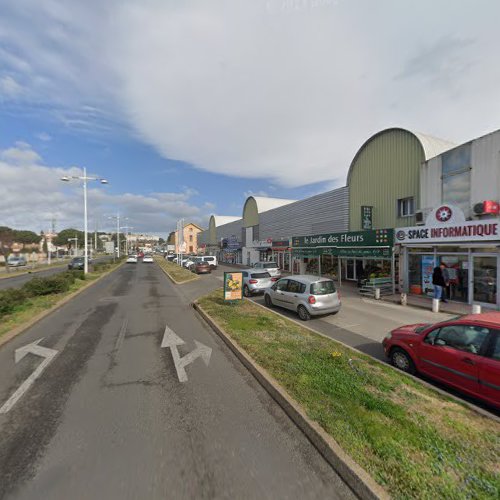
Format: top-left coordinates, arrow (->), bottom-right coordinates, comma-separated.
201,256 -> 217,269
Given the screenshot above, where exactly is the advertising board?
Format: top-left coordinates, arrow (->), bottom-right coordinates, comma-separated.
224,272 -> 243,301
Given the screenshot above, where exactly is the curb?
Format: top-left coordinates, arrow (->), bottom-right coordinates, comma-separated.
248,297 -> 500,423
0,262 -> 125,349
154,259 -> 199,286
193,301 -> 389,500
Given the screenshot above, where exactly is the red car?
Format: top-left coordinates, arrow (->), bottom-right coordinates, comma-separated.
382,312 -> 500,408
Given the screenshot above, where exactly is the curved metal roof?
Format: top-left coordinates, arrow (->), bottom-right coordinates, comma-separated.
247,196 -> 297,214
347,127 -> 456,185
210,215 -> 241,227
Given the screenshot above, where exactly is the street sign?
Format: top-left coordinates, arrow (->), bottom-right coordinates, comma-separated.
361,206 -> 373,229
224,272 -> 243,301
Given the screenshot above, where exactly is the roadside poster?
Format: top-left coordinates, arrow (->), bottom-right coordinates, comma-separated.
224,272 -> 243,301
421,256 -> 435,296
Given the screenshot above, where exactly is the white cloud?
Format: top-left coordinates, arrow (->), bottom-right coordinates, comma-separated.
0,143 -> 208,235
36,132 -> 52,141
0,75 -> 23,98
1,1 -> 500,187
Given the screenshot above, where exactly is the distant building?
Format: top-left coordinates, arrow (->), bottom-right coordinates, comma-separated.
175,222 -> 203,254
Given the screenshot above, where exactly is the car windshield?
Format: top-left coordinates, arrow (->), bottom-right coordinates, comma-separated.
251,272 -> 271,279
263,263 -> 277,268
310,280 -> 336,295
414,324 -> 431,333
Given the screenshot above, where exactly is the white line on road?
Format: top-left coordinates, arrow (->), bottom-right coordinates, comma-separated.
0,338 -> 58,414
161,324 -> 212,382
114,318 -> 128,351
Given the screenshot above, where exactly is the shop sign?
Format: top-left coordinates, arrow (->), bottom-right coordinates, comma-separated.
292,247 -> 391,258
395,204 -> 499,244
292,229 -> 393,249
224,272 -> 243,301
248,240 -> 272,248
272,239 -> 290,250
361,206 -> 373,230
226,234 -> 241,250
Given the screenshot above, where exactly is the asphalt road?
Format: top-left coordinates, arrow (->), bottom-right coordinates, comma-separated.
0,257 -> 113,291
0,261 -> 354,499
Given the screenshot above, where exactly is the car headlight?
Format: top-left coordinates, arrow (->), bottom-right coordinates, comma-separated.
384,332 -> 392,341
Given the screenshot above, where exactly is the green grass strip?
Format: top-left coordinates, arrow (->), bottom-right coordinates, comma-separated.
198,289 -> 500,500
154,256 -> 198,283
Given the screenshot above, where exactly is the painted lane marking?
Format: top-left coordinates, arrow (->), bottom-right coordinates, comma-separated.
114,318 -> 128,351
161,325 -> 212,383
0,338 -> 58,414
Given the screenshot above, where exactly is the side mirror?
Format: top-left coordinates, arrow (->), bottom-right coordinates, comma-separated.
271,284 -> 277,291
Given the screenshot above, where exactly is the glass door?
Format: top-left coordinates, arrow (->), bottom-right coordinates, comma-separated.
472,255 -> 497,306
345,259 -> 355,280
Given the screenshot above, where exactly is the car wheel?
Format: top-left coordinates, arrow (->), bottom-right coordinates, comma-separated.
243,285 -> 251,297
390,348 -> 416,374
264,294 -> 273,307
297,305 -> 311,321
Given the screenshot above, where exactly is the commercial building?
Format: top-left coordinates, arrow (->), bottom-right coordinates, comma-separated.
397,129 -> 500,308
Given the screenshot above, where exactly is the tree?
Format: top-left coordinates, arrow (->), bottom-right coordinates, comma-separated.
53,228 -> 85,250
158,237 -> 165,245
167,231 -> 176,244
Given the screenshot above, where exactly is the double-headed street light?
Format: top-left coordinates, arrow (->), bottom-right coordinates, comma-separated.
61,168 -> 108,274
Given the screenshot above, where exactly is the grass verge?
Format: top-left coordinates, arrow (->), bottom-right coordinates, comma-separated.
154,256 -> 198,284
0,260 -> 123,341
198,289 -> 500,500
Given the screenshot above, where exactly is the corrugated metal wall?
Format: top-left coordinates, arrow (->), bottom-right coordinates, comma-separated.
216,219 -> 243,241
420,156 -> 442,209
471,130 -> 500,204
258,186 -> 349,239
349,129 -> 424,230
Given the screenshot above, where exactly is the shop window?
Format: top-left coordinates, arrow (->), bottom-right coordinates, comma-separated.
397,197 -> 414,217
442,144 -> 471,218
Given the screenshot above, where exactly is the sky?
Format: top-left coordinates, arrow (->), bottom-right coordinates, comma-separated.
1,0 -> 500,237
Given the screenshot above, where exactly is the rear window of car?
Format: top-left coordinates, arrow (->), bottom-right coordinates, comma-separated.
251,272 -> 271,279
310,280 -> 336,295
204,257 -> 215,262
263,263 -> 277,269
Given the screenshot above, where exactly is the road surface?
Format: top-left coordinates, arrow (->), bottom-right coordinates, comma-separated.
0,261 -> 354,499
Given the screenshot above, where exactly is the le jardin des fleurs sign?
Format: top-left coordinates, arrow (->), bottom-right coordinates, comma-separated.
292,229 -> 393,258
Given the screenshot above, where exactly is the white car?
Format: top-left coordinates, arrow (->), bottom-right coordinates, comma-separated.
126,255 -> 138,264
143,255 -> 154,263
253,261 -> 281,277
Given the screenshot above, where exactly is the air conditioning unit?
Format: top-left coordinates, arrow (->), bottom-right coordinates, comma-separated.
415,208 -> 431,225
473,200 -> 500,216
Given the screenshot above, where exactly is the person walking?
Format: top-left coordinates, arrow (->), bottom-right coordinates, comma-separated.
432,265 -> 446,302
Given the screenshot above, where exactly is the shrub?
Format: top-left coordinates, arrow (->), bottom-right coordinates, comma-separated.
70,269 -> 85,280
23,275 -> 71,296
0,288 -> 28,317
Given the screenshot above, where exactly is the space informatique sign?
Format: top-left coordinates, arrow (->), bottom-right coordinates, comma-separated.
395,205 -> 499,244
223,272 -> 243,301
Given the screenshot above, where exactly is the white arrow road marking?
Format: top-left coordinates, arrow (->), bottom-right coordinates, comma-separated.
0,338 -> 58,414
161,325 -> 212,383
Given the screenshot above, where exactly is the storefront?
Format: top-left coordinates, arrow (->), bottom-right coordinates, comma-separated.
291,229 -> 394,284
396,205 -> 500,308
219,235 -> 242,264
271,239 -> 291,271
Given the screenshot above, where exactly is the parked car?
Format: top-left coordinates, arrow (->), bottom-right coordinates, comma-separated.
382,312 -> 500,409
143,255 -> 154,263
253,261 -> 281,277
264,275 -> 341,321
126,255 -> 138,264
191,259 -> 211,274
200,255 -> 217,270
7,255 -> 27,267
68,257 -> 85,270
241,269 -> 273,297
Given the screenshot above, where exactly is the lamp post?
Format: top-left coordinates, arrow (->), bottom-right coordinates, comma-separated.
120,224 -> 133,255
108,213 -> 121,259
61,168 -> 108,274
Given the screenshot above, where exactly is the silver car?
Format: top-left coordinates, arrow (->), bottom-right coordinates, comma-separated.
264,275 -> 341,321
241,269 -> 274,297
253,262 -> 281,278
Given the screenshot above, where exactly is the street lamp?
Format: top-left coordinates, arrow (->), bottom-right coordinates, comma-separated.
120,225 -> 133,255
61,168 -> 108,274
